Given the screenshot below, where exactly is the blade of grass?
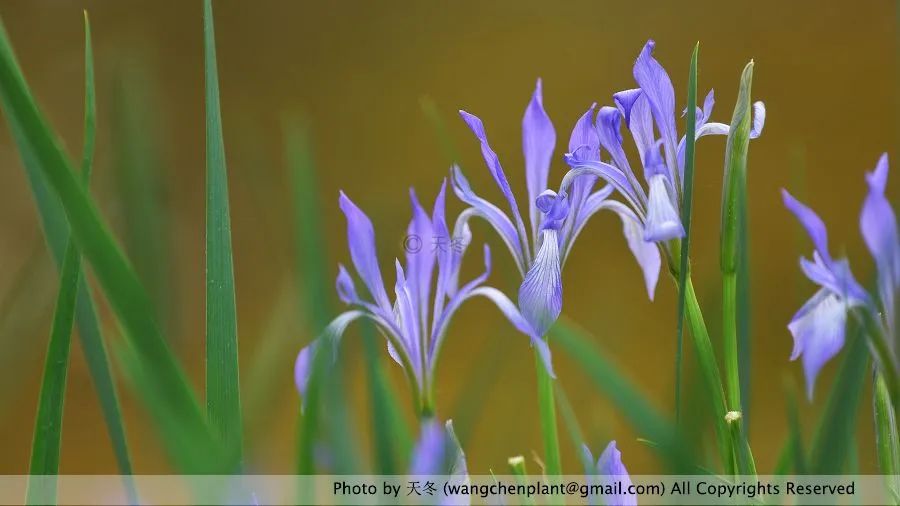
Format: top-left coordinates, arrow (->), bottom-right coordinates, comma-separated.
784,379 -> 807,474
675,42 -> 699,425
285,116 -> 365,475
420,96 -> 462,167
362,324 -> 412,473
26,222 -> 81,506
873,373 -> 899,474
203,0 -> 243,466
809,328 -> 868,474
0,12 -> 219,473
553,316 -> 695,472
111,63 -> 174,336
22,13 -> 136,486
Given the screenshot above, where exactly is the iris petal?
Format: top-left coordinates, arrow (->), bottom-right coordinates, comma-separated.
406,187 -> 436,329
523,78 -> 557,240
335,264 -> 359,305
782,189 -> 833,265
339,192 -> 392,312
788,289 -> 851,399
643,174 -> 684,242
294,310 -> 367,400
633,40 -> 678,177
518,229 -> 563,338
599,199 -> 662,300
596,441 -> 636,506
860,153 -> 899,329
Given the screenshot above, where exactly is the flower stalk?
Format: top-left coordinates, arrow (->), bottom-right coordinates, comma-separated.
534,343 -> 562,475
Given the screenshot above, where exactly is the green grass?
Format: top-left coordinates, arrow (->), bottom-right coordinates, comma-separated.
675,42 -> 699,424
203,0 -> 244,467
0,9 -> 224,474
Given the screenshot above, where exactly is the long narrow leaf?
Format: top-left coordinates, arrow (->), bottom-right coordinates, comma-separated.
19,13 -> 135,486
203,0 -> 243,465
553,317 -> 694,472
0,12 -> 218,473
809,329 -> 868,474
675,43 -> 699,424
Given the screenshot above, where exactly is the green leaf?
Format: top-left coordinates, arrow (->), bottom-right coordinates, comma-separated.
23,12 -> 135,487
534,343 -> 562,476
873,373 -> 899,475
784,379 -> 807,474
203,0 -> 243,465
675,42 -> 699,424
27,227 -> 81,506
362,326 -> 412,473
553,316 -> 695,472
809,329 -> 868,474
0,10 -> 217,474
285,117 -> 364,475
719,60 -> 756,475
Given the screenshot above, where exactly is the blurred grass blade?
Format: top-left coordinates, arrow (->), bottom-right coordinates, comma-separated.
285,116 -> 365,474
27,225 -> 81,505
553,316 -> 694,472
204,0 -> 243,465
111,63 -> 174,336
784,379 -> 807,474
0,12 -> 218,473
450,337 -> 508,446
874,373 -> 899,475
675,43 -> 699,424
420,96 -> 462,167
810,329 -> 868,473
362,326 -> 412,473
553,380 -> 593,474
17,13 -> 135,487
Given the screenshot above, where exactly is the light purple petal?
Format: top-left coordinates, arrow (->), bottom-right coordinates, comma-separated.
750,101 -> 766,138
335,264 -> 359,304
294,310 -> 367,400
633,40 -> 678,178
612,88 -> 642,127
643,174 -> 684,242
339,192 -> 392,312
700,89 -> 715,125
597,106 -> 645,204
518,229 -> 563,338
523,78 -> 557,239
406,187 -> 436,329
450,165 -> 527,274
565,105 -> 600,236
394,260 -> 422,378
444,420 -> 468,478
596,441 -> 636,506
600,199 -> 662,300
430,245 -> 491,359
561,159 -> 641,213
560,185 -> 615,263
536,189 -> 570,231
409,419 -> 445,475
788,289 -> 850,399
860,153 -> 899,329
782,189 -> 833,265
459,110 -> 528,240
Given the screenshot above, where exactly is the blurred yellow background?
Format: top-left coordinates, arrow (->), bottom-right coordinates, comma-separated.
0,0 -> 897,474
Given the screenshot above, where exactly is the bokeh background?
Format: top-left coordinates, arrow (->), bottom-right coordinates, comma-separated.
0,0 -> 897,475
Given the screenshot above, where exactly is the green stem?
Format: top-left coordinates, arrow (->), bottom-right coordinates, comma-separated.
534,344 -> 561,475
857,308 -> 900,428
722,272 -> 741,411
682,276 -> 733,473
874,373 -> 900,474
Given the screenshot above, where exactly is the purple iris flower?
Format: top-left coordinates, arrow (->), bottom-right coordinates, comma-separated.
783,153 -> 898,399
409,419 -> 468,476
557,39 -> 766,299
294,183 -> 553,413
455,79 -> 625,341
582,441 -> 635,506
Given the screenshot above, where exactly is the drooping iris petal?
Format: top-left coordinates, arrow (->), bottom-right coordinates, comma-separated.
700,89 -> 715,125
523,78 -> 557,239
564,105 -> 600,242
624,93 -> 657,174
782,189 -> 833,265
860,153 -> 900,330
633,40 -> 678,177
450,165 -> 527,274
596,441 -> 636,506
335,264 -> 359,304
561,159 -> 642,214
407,187 -> 436,328
596,199 -> 662,300
339,192 -> 392,312
788,289 -> 852,399
295,310 -> 367,399
643,174 -> 684,242
518,229 -> 563,338
459,110 -> 528,236
612,88 -> 642,127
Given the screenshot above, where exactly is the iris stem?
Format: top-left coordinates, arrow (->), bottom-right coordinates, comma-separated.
722,272 -> 741,412
873,373 -> 900,475
856,308 -> 900,431
534,343 -> 562,476
681,276 -> 734,474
